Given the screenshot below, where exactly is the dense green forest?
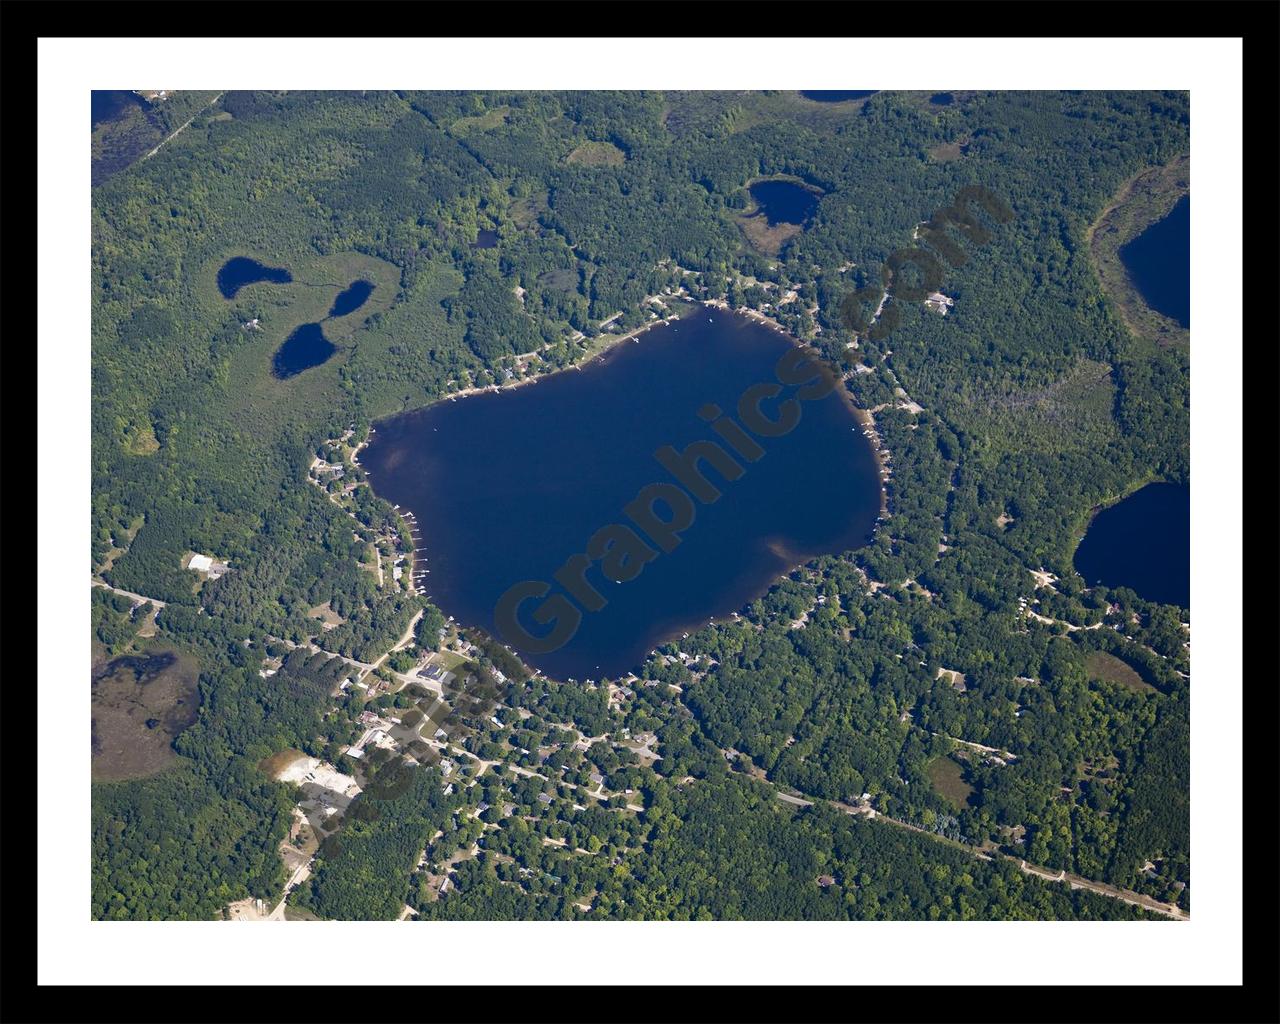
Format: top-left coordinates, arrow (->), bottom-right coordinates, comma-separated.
91,89 -> 1190,920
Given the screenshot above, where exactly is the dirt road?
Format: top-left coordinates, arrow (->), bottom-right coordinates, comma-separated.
142,92 -> 224,161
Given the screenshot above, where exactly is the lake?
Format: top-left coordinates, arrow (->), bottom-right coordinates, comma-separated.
362,309 -> 882,680
474,229 -> 499,249
217,256 -> 293,299
801,91 -> 878,103
1119,195 -> 1190,328
749,180 -> 820,227
273,322 -> 335,378
329,280 -> 375,318
1073,482 -> 1190,608
91,90 -> 145,128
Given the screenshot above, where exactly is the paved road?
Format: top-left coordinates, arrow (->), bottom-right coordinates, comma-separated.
91,580 -> 167,607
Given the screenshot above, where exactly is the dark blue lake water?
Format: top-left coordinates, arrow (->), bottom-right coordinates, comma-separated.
217,257 -> 293,300
273,322 -> 335,379
91,90 -> 145,127
1120,195 -> 1190,328
474,229 -> 499,249
329,280 -> 374,318
362,310 -> 882,680
801,91 -> 878,102
1073,482 -> 1190,608
749,180 -> 820,227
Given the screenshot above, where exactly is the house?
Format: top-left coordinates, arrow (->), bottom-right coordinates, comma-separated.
924,291 -> 955,315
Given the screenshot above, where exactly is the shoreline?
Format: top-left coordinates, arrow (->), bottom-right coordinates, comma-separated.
439,310 -> 691,405
1085,151 -> 1190,350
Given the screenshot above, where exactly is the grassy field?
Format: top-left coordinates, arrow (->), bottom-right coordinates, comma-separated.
1085,651 -> 1156,694
927,138 -> 969,163
91,645 -> 201,782
450,106 -> 511,136
566,141 -> 626,167
433,650 -> 471,671
927,756 -> 975,809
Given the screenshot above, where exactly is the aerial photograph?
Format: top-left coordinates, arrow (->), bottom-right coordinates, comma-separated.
88,87 -> 1191,925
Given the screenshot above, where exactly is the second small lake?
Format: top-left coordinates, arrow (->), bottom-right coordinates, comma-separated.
1120,195 -> 1190,329
218,257 -> 293,299
749,180 -> 820,227
329,280 -> 375,318
1073,482 -> 1190,609
273,322 -> 336,379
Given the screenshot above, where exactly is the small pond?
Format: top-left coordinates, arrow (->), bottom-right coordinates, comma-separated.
217,257 -> 293,300
273,322 -> 336,379
749,180 -> 820,227
473,229 -> 500,249
329,280 -> 375,318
